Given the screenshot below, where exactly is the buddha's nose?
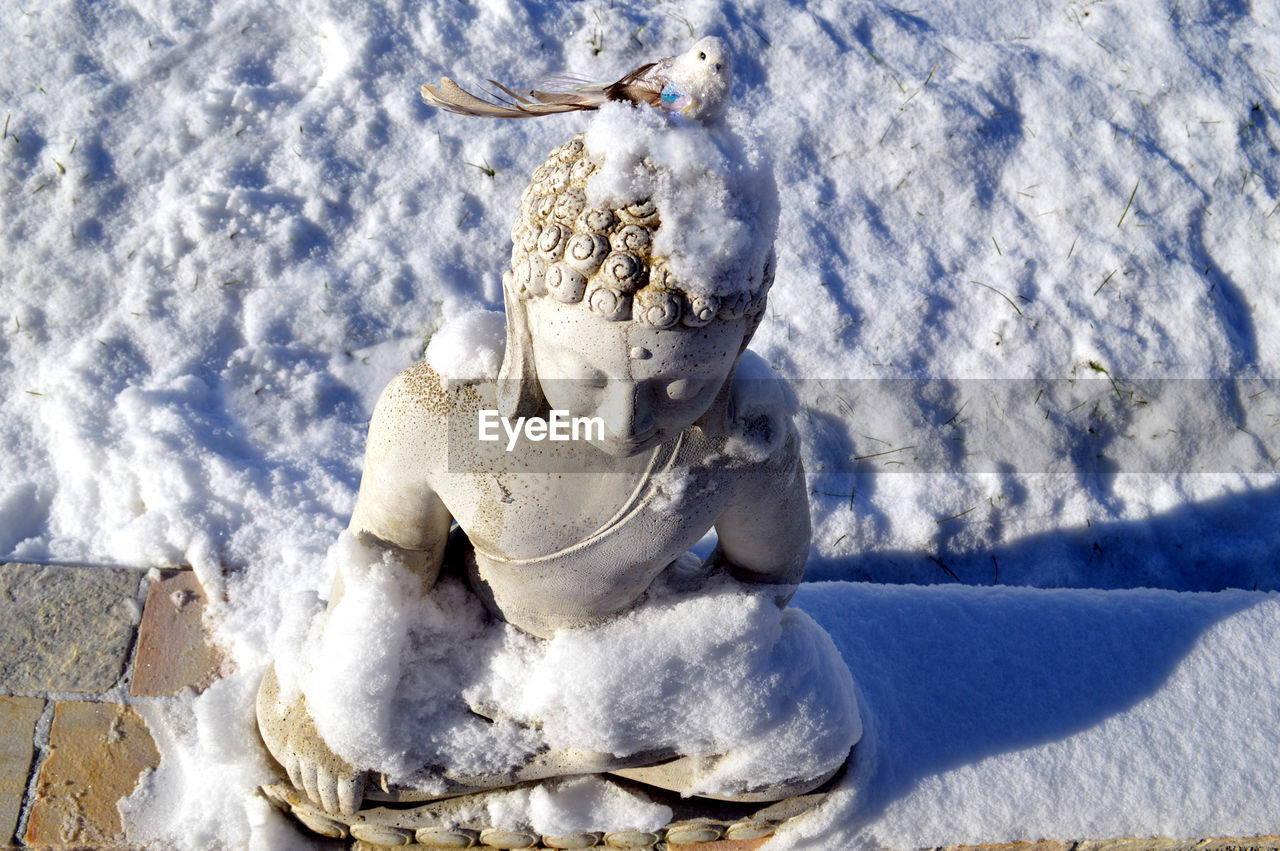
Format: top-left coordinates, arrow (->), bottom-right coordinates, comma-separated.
601,381 -> 654,444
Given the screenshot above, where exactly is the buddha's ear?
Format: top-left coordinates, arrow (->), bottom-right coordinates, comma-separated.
696,371 -> 736,439
738,299 -> 766,356
497,281 -> 543,419
737,245 -> 774,354
696,308 -> 764,438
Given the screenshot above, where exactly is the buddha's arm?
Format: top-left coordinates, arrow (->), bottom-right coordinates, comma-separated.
711,423 -> 811,594
269,366 -> 454,816
343,364 -> 455,597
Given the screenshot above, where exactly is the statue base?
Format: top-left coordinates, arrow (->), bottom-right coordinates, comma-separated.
260,755 -> 850,848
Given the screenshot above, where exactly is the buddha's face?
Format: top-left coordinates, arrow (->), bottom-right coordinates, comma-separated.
526,298 -> 749,457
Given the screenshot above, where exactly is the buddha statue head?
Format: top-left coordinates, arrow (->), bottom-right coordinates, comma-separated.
497,134 -> 778,456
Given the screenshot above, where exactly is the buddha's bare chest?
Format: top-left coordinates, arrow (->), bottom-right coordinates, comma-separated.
435,451 -> 724,560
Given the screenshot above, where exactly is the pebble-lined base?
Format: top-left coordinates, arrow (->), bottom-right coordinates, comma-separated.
260,769 -> 840,850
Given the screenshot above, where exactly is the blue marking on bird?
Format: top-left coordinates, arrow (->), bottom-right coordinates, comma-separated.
660,83 -> 694,119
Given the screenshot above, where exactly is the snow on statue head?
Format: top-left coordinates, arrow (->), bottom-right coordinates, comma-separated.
497,114 -> 780,458
502,136 -> 773,330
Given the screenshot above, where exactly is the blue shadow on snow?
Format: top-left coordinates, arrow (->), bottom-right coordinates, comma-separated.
794,580 -> 1266,826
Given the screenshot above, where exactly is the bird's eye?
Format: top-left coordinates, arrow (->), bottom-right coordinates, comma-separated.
698,51 -> 707,60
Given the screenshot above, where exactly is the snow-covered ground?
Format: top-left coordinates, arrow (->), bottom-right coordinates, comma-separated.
3,0 -> 1279,847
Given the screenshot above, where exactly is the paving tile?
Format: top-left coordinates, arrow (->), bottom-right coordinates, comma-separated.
24,701 -> 159,847
0,696 -> 45,844
0,563 -> 142,694
130,569 -> 224,697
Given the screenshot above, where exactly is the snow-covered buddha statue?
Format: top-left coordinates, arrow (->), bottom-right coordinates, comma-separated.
257,108 -> 861,843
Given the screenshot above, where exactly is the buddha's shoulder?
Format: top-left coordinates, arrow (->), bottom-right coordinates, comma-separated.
723,350 -> 799,463
376,311 -> 505,419
371,360 -> 492,430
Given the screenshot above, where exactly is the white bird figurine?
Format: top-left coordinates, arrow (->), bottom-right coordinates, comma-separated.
421,36 -> 733,125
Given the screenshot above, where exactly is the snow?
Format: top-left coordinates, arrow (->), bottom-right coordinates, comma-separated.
273,536 -> 857,801
581,101 -> 779,300
466,572 -> 859,798
3,0 -> 1279,847
424,306 -> 504,381
775,583 -> 1280,848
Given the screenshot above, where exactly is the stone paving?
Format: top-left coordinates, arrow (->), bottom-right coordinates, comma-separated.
0,560 -> 1277,850
0,562 -> 221,848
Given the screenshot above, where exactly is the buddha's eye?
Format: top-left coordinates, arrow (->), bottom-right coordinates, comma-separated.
556,359 -> 606,387
570,365 -> 609,389
665,378 -> 703,401
574,370 -> 607,389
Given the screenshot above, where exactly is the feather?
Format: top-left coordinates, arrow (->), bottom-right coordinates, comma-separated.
420,77 -> 602,119
487,80 -> 604,110
603,61 -> 663,107
530,72 -> 605,93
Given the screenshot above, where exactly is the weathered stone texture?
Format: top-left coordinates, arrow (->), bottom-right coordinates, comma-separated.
130,569 -> 224,697
0,563 -> 142,693
24,701 -> 159,846
676,839 -> 768,851
1197,839 -> 1280,851
0,695 -> 44,844
1075,841 -> 1201,851
350,840 -> 763,850
941,843 -> 1075,851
